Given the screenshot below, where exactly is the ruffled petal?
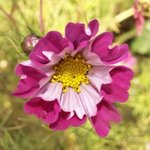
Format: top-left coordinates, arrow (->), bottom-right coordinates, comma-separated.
30,31 -> 69,65
101,44 -> 129,64
65,19 -> 99,49
13,77 -> 40,98
65,22 -> 85,49
92,32 -> 113,55
91,100 -> 121,137
13,62 -> 47,98
87,19 -> 99,37
92,32 -> 129,64
15,62 -> 47,80
24,98 -> 61,124
50,112 -> 86,130
101,66 -> 134,103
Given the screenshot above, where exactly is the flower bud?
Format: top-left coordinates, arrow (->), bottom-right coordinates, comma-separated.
22,34 -> 40,54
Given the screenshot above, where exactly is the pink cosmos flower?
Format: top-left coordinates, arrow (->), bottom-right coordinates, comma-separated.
13,19 -> 133,137
134,0 -> 145,36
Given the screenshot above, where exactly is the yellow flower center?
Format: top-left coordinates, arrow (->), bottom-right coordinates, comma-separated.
51,54 -> 91,93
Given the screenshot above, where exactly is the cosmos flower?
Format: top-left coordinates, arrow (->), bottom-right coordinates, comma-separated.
13,19 -> 133,137
134,0 -> 145,36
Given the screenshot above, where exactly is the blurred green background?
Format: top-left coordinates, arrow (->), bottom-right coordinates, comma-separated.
0,0 -> 150,150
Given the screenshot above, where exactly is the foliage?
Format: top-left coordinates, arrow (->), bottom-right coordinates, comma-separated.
131,21 -> 150,55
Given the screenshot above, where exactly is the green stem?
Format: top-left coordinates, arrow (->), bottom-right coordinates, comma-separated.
39,0 -> 44,33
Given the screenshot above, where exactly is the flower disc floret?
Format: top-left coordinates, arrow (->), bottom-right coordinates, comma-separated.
51,54 -> 91,92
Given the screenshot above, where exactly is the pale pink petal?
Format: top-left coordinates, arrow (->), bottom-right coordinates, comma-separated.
87,66 -> 112,91
82,49 -> 104,66
58,47 -> 73,59
42,51 -> 61,67
60,88 -> 85,119
38,48 -> 72,75
38,82 -> 62,101
79,84 -> 102,117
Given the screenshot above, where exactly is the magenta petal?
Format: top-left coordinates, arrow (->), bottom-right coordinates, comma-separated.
44,31 -> 68,53
15,64 -> 47,80
24,98 -> 61,124
91,100 -> 121,137
65,22 -> 85,48
76,40 -> 88,51
102,44 -> 129,64
92,32 -> 129,64
88,19 -> 99,37
50,112 -> 86,130
92,32 -> 113,56
30,31 -> 69,64
101,66 -> 134,103
65,20 -> 99,49
13,77 -> 39,98
13,64 -> 47,98
65,22 -> 85,42
102,84 -> 129,102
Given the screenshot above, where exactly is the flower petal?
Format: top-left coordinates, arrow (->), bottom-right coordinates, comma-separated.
87,66 -> 112,91
37,82 -> 62,101
24,98 -> 61,124
65,19 -> 99,49
79,84 -> 102,117
15,62 -> 47,80
88,19 -> 99,37
60,88 -> 85,119
13,77 -> 40,98
101,44 -> 129,64
65,22 -> 85,49
92,33 -> 129,64
83,50 -> 104,66
92,32 -> 113,55
13,62 -> 47,98
50,112 -> 86,130
30,31 -> 69,65
91,100 -> 121,137
101,66 -> 134,103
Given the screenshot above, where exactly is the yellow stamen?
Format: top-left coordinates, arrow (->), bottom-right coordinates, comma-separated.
51,54 -> 91,93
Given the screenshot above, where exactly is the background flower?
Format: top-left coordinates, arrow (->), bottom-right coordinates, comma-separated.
134,0 -> 145,35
